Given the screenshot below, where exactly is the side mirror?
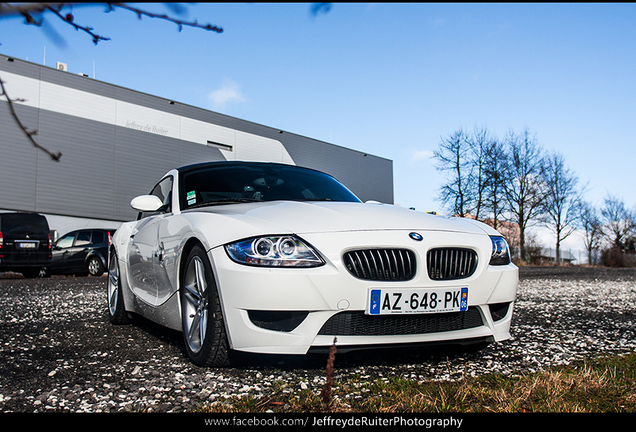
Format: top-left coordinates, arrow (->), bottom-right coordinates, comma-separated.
131,195 -> 163,212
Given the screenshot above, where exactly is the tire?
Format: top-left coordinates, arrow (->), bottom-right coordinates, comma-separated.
21,268 -> 41,279
107,250 -> 129,324
40,267 -> 51,278
87,256 -> 104,276
180,245 -> 230,367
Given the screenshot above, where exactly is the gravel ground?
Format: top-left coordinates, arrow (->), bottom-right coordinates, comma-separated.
0,266 -> 635,413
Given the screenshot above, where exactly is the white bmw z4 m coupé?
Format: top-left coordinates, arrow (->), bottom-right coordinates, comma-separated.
108,161 -> 518,366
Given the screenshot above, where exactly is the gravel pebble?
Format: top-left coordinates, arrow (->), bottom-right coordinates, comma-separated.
1,267 -> 635,413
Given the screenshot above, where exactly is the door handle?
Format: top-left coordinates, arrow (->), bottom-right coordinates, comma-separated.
155,242 -> 165,261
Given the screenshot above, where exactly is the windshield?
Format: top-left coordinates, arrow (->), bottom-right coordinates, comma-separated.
179,163 -> 361,210
0,213 -> 49,236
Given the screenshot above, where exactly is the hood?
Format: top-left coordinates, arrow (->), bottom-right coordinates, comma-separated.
187,201 -> 498,236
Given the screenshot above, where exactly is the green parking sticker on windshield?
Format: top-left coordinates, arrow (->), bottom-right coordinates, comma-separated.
187,190 -> 196,205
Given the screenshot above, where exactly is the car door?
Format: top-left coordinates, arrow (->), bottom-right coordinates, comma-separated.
52,232 -> 77,273
71,230 -> 93,272
127,176 -> 173,306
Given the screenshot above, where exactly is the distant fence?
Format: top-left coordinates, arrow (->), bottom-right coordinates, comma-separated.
542,248 -> 590,265
515,248 -> 636,267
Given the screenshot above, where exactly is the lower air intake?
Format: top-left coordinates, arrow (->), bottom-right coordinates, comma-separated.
318,307 -> 484,336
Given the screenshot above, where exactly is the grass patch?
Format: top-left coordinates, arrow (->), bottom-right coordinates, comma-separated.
196,352 -> 636,413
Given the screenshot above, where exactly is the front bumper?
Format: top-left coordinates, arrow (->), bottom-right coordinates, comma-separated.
209,230 -> 519,355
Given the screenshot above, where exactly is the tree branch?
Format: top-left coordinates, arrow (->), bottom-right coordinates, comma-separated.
107,3 -> 223,35
0,76 -> 63,161
44,4 -> 112,44
0,3 -> 223,45
0,2 -> 224,162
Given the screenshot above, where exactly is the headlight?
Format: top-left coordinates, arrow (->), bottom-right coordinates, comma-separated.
489,236 -> 511,265
225,236 -> 324,267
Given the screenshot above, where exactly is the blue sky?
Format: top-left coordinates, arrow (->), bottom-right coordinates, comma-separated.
1,3 -> 635,251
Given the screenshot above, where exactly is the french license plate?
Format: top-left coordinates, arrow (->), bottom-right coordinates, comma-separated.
17,242 -> 37,249
367,287 -> 468,315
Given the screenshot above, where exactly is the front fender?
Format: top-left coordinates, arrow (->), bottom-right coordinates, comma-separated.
85,250 -> 107,268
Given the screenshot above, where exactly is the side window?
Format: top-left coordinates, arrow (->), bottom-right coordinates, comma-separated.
139,176 -> 173,219
92,231 -> 105,244
75,230 -> 92,246
56,233 -> 75,249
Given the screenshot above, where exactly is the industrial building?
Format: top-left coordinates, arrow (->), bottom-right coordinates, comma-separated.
0,54 -> 393,238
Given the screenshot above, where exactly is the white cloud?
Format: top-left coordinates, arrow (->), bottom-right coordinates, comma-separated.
208,79 -> 246,111
409,149 -> 435,164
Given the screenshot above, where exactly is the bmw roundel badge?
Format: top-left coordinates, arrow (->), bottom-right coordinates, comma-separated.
409,232 -> 423,241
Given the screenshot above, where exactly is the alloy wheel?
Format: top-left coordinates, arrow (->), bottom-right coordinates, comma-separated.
182,256 -> 209,354
108,253 -> 119,317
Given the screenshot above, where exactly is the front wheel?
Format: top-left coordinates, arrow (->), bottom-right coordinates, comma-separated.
180,245 -> 230,367
107,250 -> 129,324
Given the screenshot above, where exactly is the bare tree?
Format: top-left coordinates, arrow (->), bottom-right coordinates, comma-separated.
434,126 -> 515,233
542,151 -> 581,264
479,132 -> 508,230
434,126 -> 502,219
465,126 -> 494,221
601,194 -> 635,251
576,200 -> 604,265
502,128 -> 547,262
433,129 -> 473,217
